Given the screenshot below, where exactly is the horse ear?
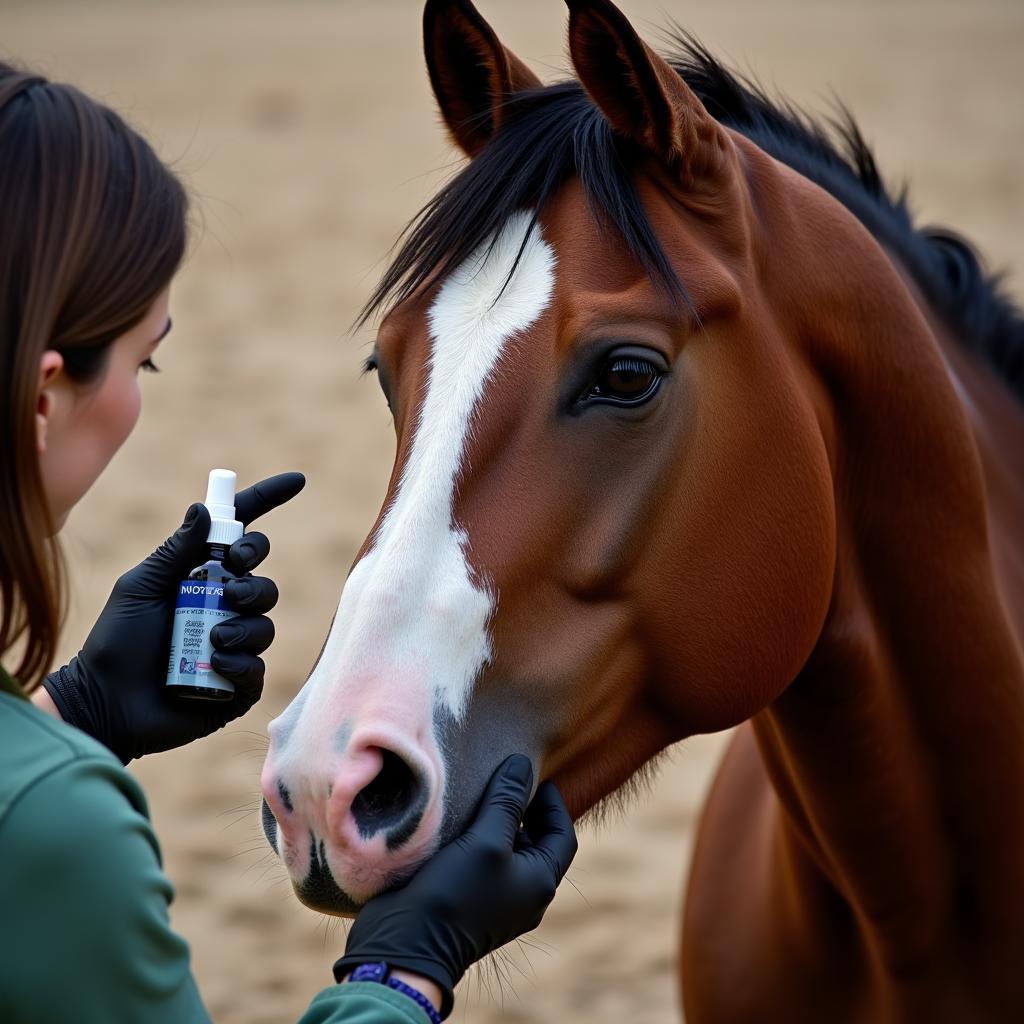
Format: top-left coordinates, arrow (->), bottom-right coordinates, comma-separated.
423,0 -> 542,158
565,0 -> 731,183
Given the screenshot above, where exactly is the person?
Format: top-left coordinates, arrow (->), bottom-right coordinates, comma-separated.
0,62 -> 577,1024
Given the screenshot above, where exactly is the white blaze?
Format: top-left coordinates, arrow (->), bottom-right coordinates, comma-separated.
307,211 -> 555,721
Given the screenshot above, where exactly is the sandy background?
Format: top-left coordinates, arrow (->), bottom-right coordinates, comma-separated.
4,1 -> 1022,1021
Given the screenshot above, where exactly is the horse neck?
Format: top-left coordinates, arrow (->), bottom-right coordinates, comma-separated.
900,263 -> 1024,638
753,255 -> 1024,966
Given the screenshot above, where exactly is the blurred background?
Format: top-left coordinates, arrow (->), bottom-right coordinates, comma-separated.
4,1 -> 1021,1020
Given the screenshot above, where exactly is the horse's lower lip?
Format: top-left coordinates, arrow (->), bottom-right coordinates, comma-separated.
294,859 -> 418,917
295,883 -> 362,917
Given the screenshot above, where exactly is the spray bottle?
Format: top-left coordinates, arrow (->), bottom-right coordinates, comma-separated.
165,469 -> 244,700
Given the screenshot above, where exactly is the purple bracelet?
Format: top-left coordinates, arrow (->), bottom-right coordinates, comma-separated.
347,962 -> 443,1024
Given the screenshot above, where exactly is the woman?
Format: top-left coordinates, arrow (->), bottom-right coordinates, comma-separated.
0,63 -> 576,1024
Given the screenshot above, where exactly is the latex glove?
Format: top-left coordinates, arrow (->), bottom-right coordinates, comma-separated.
333,754 -> 578,1019
43,472 -> 305,763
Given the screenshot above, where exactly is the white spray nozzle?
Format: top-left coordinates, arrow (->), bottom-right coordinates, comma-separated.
204,468 -> 244,545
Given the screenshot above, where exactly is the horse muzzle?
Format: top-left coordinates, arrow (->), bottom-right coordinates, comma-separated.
260,719 -> 445,913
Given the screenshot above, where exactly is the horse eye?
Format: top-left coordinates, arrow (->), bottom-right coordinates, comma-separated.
587,355 -> 663,405
362,352 -> 395,413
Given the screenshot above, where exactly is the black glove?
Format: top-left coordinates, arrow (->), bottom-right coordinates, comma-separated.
333,754 -> 578,1019
43,472 -> 305,764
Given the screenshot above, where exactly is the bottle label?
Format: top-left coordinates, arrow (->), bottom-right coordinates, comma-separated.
166,579 -> 237,692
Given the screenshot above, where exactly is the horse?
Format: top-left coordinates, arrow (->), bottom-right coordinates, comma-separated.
259,0 -> 1024,1018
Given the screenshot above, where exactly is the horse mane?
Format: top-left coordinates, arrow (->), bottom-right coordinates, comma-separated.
667,33 -> 1024,400
362,35 -> 1024,401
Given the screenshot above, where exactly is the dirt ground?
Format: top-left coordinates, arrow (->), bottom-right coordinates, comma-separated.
4,1 -> 1022,1021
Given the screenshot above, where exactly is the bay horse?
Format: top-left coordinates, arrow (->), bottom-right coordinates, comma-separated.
260,0 -> 1024,1018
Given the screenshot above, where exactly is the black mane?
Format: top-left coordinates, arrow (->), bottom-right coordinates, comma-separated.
363,38 -> 1023,400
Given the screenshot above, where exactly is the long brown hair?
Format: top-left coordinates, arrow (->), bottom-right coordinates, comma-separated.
0,63 -> 188,690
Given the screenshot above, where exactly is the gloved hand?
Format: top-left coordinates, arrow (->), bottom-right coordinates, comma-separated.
333,754 -> 578,1019
43,472 -> 305,764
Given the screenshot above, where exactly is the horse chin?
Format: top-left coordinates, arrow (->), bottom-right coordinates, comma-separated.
295,857 -> 426,919
294,886 -> 362,919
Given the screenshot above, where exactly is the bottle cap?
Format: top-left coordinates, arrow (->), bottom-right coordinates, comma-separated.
204,469 -> 244,545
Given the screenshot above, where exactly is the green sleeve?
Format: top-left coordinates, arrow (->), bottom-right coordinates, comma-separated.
0,705 -> 428,1024
0,756 -> 212,1024
299,983 -> 430,1024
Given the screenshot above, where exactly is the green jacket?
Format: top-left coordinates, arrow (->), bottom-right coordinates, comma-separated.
0,670 -> 427,1024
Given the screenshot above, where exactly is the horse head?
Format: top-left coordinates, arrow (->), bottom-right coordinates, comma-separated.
260,0 -> 851,913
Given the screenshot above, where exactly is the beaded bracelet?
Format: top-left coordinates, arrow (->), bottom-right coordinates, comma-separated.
347,961 -> 443,1024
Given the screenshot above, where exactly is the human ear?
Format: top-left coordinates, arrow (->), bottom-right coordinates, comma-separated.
36,350 -> 65,455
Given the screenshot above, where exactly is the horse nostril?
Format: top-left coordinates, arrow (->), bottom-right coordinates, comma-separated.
351,748 -> 426,850
261,798 -> 278,849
